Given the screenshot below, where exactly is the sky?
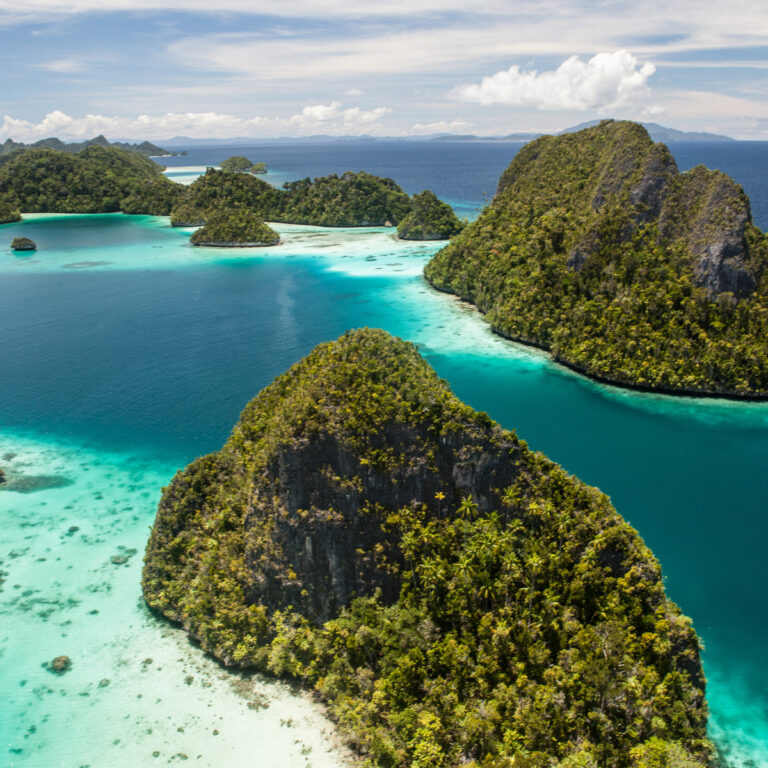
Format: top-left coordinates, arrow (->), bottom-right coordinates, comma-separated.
1,0 -> 767,141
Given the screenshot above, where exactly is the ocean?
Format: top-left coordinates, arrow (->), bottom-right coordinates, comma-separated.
1,139 -> 767,767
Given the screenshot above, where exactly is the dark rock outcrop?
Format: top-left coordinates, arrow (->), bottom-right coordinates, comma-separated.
49,655 -> 72,674
144,329 -> 519,627
659,166 -> 756,298
11,237 -> 36,251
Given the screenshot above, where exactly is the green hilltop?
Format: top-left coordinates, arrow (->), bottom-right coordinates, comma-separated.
143,328 -> 710,768
0,145 -> 183,215
397,189 -> 465,240
0,134 -> 174,158
190,209 -> 280,247
169,168 -> 462,234
219,155 -> 267,173
0,147 -> 463,244
425,120 -> 768,397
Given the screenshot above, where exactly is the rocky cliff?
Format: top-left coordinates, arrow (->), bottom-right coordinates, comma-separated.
425,120 -> 768,396
143,328 -> 710,767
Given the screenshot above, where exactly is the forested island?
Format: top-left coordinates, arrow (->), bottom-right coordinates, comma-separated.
425,120 -> 768,397
219,155 -> 267,173
0,148 -> 461,244
190,209 -> 279,247
0,146 -> 183,215
171,168 -> 412,227
143,328 -> 711,768
0,135 -> 174,159
397,190 -> 465,240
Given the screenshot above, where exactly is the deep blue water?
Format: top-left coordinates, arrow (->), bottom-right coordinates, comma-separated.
3,139 -> 768,766
161,139 -> 768,228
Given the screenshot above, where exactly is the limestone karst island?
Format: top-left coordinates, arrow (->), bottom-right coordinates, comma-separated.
425,121 -> 768,397
142,328 -> 710,768
2,119 -> 767,767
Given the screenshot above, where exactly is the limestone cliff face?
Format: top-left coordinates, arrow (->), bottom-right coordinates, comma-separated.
244,416 -> 518,623
425,120 -> 768,396
144,329 -> 521,629
659,166 -> 756,297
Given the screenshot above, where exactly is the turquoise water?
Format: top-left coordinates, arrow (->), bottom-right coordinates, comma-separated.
2,153 -> 768,766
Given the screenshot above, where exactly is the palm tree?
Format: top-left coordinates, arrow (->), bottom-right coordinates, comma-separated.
525,552 -> 545,628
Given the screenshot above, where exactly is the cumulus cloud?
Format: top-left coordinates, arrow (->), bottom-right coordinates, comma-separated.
451,51 -> 656,112
290,101 -> 390,127
0,104 -> 391,141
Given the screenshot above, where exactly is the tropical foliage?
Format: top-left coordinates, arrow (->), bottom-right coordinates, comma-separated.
425,121 -> 768,396
220,155 -> 267,173
143,329 -> 710,768
0,196 -> 20,224
0,146 -> 183,214
398,189 -> 465,240
170,168 -> 413,228
190,209 -> 279,246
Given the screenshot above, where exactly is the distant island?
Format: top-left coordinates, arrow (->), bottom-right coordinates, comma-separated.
219,155 -> 267,174
0,134 -> 176,160
143,328 -> 711,768
169,168 -> 455,232
425,120 -> 768,397
190,209 -> 279,247
0,146 -> 464,249
146,121 -> 735,147
431,121 -> 734,144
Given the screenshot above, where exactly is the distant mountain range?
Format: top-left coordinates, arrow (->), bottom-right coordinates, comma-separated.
0,134 -> 176,158
151,122 -> 734,147
0,122 -> 734,154
432,121 -> 734,144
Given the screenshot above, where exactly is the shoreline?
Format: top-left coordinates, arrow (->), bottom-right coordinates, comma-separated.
424,276 -> 768,403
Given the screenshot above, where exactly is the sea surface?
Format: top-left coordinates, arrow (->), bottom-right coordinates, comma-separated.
1,139 -> 767,767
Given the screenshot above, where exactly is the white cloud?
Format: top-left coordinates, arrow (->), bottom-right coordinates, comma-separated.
0,104 -> 391,141
451,51 -> 655,112
288,101 -> 390,128
409,119 -> 474,135
39,58 -> 87,73
0,0 -> 523,20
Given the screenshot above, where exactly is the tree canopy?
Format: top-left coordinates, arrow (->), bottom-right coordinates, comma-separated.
425,120 -> 768,397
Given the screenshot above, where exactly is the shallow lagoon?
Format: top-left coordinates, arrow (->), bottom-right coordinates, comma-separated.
2,142 -> 768,766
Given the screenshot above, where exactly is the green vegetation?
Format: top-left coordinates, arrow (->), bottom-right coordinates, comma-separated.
170,168 -> 413,228
190,209 -> 279,246
0,145 -> 183,215
398,190 -> 465,240
0,150 -> 458,237
170,202 -> 208,227
0,197 -> 20,224
170,167 -> 281,225
424,120 -> 768,396
0,135 -> 173,158
220,155 -> 267,173
277,171 -> 411,226
143,328 -> 710,768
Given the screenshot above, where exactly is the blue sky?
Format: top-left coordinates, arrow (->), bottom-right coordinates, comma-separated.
2,0 -> 767,140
